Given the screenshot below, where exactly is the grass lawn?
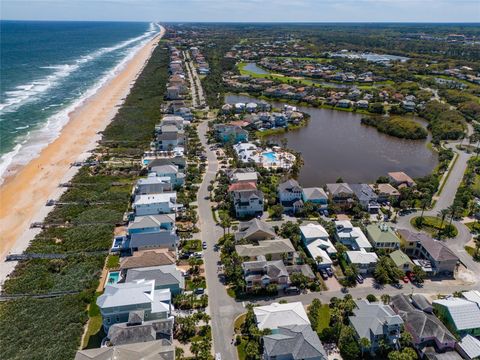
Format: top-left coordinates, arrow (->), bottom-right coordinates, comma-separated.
236,339 -> 247,360
185,278 -> 207,291
466,221 -> 480,233
411,216 -> 458,238
183,239 -> 202,252
234,313 -> 246,333
314,304 -> 331,333
82,292 -> 106,349
105,255 -> 119,269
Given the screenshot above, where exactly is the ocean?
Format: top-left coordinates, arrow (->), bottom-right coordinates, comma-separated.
0,20 -> 160,182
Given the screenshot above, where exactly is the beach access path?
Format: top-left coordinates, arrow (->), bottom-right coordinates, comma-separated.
0,26 -> 166,288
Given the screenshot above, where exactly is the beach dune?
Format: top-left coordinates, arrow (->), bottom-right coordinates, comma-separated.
0,27 -> 165,274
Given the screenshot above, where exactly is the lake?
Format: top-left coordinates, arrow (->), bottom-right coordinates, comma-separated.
225,94 -> 437,186
243,63 -> 270,75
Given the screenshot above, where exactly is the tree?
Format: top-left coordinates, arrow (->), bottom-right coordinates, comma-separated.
400,328 -> 413,348
244,340 -> 261,360
270,204 -> 284,219
338,326 -> 361,360
437,209 -> 450,239
381,294 -> 391,305
175,347 -> 185,360
366,294 -> 378,303
359,337 -> 371,356
412,265 -> 426,283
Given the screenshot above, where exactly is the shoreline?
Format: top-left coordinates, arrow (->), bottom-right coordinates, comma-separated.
0,26 -> 165,283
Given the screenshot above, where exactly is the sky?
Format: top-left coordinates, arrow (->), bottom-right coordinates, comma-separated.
1,0 -> 479,23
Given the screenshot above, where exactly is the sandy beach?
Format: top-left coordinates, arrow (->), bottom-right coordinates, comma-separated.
0,27 -> 165,272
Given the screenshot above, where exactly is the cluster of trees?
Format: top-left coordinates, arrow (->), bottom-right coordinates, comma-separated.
236,305 -> 271,360
174,313 -> 212,360
0,45 -> 170,358
361,116 -> 428,140
419,100 -> 465,143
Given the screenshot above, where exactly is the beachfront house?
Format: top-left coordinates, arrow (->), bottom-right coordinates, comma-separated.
74,340 -> 175,360
334,220 -> 372,251
349,300 -> 403,353
232,189 -> 264,218
150,164 -> 185,187
97,280 -> 172,332
133,192 -> 180,217
134,174 -> 172,195
124,264 -> 184,295
366,223 -> 400,252
126,214 -> 178,252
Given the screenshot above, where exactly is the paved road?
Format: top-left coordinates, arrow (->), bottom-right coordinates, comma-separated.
196,120 -> 243,359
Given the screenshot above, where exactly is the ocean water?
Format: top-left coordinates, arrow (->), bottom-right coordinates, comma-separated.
0,21 -> 160,182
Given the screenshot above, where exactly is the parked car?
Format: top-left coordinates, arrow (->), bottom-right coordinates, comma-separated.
320,270 -> 328,280
356,274 -> 364,284
202,241 -> 207,249
326,267 -> 334,277
285,286 -> 301,295
406,271 -> 415,282
194,288 -> 205,295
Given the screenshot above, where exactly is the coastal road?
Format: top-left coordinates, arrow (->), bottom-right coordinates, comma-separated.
196,119 -> 243,359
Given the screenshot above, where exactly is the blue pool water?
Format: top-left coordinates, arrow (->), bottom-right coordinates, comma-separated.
106,271 -> 120,286
263,152 -> 277,163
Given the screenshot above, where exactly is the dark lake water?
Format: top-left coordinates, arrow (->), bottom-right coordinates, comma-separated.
243,62 -> 270,75
225,94 -> 438,186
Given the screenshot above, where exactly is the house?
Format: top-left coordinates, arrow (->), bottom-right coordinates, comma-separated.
300,223 -> 336,268
147,157 -> 186,171
349,183 -> 380,214
214,124 -> 248,144
370,183 -> 400,203
278,179 -> 303,213
235,238 -> 296,261
97,280 -> 172,332
232,189 -> 264,218
125,214 -> 177,252
411,294 -> 433,313
456,334 -> 480,360
389,250 -> 414,272
119,249 -> 176,272
107,317 -> 174,346
356,100 -> 369,109
234,218 -> 276,242
366,223 -> 400,252
402,100 -> 416,112
242,258 -> 290,291
229,169 -> 258,184
334,220 -> 372,251
124,264 -> 184,295
246,102 -> 258,113
302,187 -> 328,208
134,174 -> 172,195
228,181 -> 257,193
254,302 -> 310,330
326,183 -> 354,208
345,249 -> 378,274
433,297 -> 480,337
337,99 -> 352,108
153,132 -> 182,152
133,193 -> 179,217
388,171 -> 416,188
349,299 -> 403,352
150,164 -> 185,187
74,339 -> 175,360
391,294 -> 456,354
166,85 -> 181,100
399,230 -> 459,275
263,325 -> 327,360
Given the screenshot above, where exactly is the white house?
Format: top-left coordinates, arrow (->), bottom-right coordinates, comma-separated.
346,249 -> 378,274
150,164 -> 185,187
335,220 -> 372,251
254,302 -> 310,330
133,193 -> 180,216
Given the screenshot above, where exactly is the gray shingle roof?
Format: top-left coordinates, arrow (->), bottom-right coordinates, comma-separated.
263,324 -> 327,360
278,179 -> 302,193
235,218 -> 276,241
75,339 -> 175,360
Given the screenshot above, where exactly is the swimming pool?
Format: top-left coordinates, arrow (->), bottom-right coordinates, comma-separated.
106,271 -> 120,287
262,151 -> 277,163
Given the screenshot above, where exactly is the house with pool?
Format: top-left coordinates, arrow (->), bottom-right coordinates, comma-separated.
233,142 -> 295,170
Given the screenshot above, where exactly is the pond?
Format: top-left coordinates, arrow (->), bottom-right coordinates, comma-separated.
225,94 -> 437,186
243,63 -> 270,75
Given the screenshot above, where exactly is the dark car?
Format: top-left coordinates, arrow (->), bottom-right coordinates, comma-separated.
326,267 -> 334,277
356,274 -> 364,284
194,288 -> 205,295
285,286 -> 301,295
320,270 -> 329,280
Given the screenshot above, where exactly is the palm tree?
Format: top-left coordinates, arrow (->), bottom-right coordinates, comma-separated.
360,337 -> 371,356
437,209 -> 449,239
420,198 -> 430,219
